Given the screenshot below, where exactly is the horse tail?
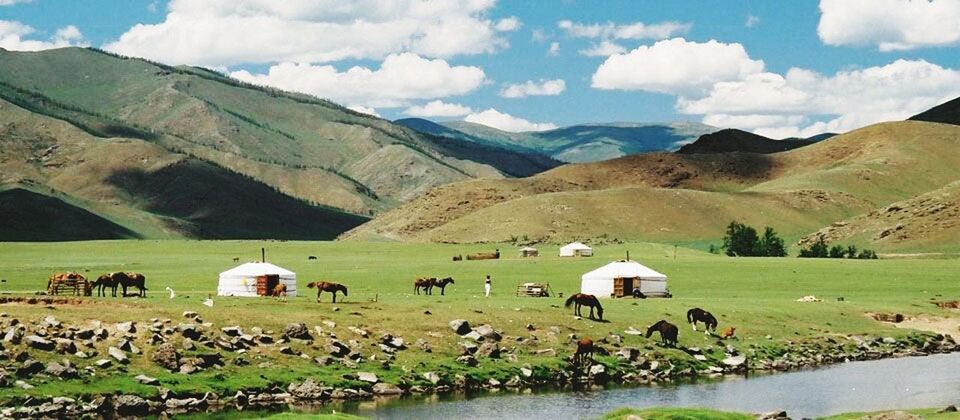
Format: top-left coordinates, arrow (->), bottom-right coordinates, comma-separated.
564,294 -> 577,308
307,282 -> 317,289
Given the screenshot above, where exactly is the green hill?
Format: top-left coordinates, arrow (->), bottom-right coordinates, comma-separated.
0,47 -> 555,240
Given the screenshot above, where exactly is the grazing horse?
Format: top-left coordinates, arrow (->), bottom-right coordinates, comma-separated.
687,307 -> 718,333
92,274 -> 120,297
433,277 -> 455,296
307,281 -> 348,303
564,293 -> 604,321
271,283 -> 288,298
573,337 -> 594,366
720,326 -> 737,340
414,277 -> 436,295
646,320 -> 678,347
120,272 -> 147,297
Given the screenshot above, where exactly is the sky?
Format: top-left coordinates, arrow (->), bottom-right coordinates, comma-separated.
3,0 -> 960,137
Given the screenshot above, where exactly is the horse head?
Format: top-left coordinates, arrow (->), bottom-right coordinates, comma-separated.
443,277 -> 454,284
338,284 -> 348,296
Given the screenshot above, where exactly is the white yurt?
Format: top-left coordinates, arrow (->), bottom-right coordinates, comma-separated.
559,242 -> 593,257
580,260 -> 669,298
519,246 -> 539,257
218,262 -> 297,297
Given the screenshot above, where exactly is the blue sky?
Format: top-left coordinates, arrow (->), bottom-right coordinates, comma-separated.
3,0 -> 960,137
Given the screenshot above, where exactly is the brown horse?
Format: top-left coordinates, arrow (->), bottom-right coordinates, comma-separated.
271,283 -> 288,297
564,293 -> 604,321
92,274 -> 120,297
47,272 -> 88,296
307,281 -> 348,303
414,277 -> 436,295
118,272 -> 147,297
646,320 -> 678,347
720,326 -> 737,339
573,337 -> 594,366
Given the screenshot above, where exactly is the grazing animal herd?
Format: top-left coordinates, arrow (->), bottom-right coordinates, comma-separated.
47,271 -> 146,297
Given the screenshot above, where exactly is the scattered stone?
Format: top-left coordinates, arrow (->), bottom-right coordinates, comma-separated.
371,383 -> 402,395
588,364 -> 606,377
116,322 -> 136,334
114,394 -> 150,416
422,372 -> 441,385
283,323 -> 312,340
16,359 -> 44,378
456,355 -> 478,367
459,341 -> 478,355
45,361 -> 78,379
179,363 -> 198,375
521,367 -> 533,377
449,319 -> 471,335
535,348 -> 556,357
463,331 -> 483,341
937,405 -> 957,413
279,346 -> 297,355
221,326 -> 242,337
95,359 -> 112,368
477,342 -> 501,359
118,339 -> 140,354
357,372 -> 379,383
289,379 -> 327,400
108,347 -> 129,364
182,338 -> 196,351
135,374 -> 160,385
322,320 -> 336,329
25,335 -> 54,351
722,355 -> 746,367
178,324 -> 201,340
415,339 -> 432,353
757,410 -> 790,420
152,343 -> 180,371
348,326 -> 369,337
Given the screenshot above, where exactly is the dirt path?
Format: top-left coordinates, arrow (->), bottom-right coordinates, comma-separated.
895,316 -> 960,339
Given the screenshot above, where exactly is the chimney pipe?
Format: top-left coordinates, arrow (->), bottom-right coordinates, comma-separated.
626,250 -> 630,261
262,248 -> 266,263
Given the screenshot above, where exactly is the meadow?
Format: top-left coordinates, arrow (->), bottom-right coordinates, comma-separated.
0,240 -> 957,401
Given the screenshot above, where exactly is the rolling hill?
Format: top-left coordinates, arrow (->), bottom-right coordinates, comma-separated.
676,128 -> 823,154
342,119 -> 960,252
396,118 -> 716,163
0,47 -> 556,240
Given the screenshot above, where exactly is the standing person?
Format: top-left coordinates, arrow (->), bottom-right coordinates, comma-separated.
484,274 -> 491,297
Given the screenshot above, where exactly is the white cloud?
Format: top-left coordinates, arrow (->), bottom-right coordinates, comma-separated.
531,28 -> 548,42
818,0 -> 960,51
0,21 -> 87,51
591,38 -> 765,95
548,41 -> 560,56
499,79 -> 566,98
679,59 -> 960,137
404,100 -> 473,117
495,16 -> 520,31
579,40 -> 626,57
105,0 -> 509,67
348,105 -> 380,117
464,108 -> 557,132
230,53 -> 486,108
0,0 -> 31,5
745,14 -> 760,28
558,19 -> 691,40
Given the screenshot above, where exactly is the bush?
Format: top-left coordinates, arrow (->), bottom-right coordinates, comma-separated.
722,221 -> 786,257
799,237 -> 878,259
829,245 -> 846,258
798,237 -> 829,258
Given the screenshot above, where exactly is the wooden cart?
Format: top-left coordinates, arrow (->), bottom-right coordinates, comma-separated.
516,282 -> 552,297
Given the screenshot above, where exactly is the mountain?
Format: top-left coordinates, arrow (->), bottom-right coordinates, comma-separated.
397,118 -> 716,163
909,96 -> 960,126
677,129 -> 822,154
342,120 -> 960,251
0,47 -> 552,240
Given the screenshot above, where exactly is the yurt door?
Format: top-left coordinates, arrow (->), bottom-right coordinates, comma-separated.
256,275 -> 280,296
613,277 -> 633,297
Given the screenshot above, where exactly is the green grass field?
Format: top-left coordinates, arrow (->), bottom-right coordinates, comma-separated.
0,240 -> 957,402
604,407 -> 960,420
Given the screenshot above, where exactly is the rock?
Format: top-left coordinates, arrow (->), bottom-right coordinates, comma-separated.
616,348 -> 640,362
114,394 -> 150,416
108,347 -> 129,364
474,324 -> 502,341
283,323 -> 312,340
221,326 -> 242,337
41,315 -> 61,329
348,326 -> 369,337
118,339 -> 140,354
449,319 -> 471,335
3,327 -> 23,344
135,374 -> 160,385
521,367 -> 533,377
882,337 -> 897,344
463,331 -> 483,341
456,355 -> 478,367
723,355 -> 746,367
322,320 -> 336,329
486,378 -> 501,388
694,355 -> 708,361
183,311 -> 198,318
25,335 -> 54,351
289,379 -> 327,400
179,363 -> 198,375
535,348 -> 556,357
44,361 -> 77,379
182,338 -> 196,351
371,383 -> 403,395
116,322 -> 136,334
357,371 -> 379,383
152,343 -> 180,371
588,364 -> 606,377
422,371 -> 441,385
95,359 -> 112,368
178,324 -> 201,340
75,329 -> 95,340
476,342 -> 501,359
16,360 -> 44,378
937,405 -> 957,413
415,339 -> 432,353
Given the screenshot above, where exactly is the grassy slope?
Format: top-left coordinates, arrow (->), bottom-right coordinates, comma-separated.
0,240 -> 956,402
605,407 -> 959,420
344,121 -> 960,252
0,187 -> 140,241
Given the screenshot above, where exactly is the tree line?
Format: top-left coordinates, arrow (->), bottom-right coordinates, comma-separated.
713,221 -> 877,259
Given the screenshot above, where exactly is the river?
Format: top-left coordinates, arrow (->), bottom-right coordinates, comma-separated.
332,352 -> 960,419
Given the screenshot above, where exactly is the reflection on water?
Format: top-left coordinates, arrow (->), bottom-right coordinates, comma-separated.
344,352 -> 960,419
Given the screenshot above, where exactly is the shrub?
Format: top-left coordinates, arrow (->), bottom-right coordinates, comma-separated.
722,221 -> 786,257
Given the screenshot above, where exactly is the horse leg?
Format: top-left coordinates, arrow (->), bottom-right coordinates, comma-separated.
332,291 -> 337,303
589,306 -> 595,320
691,321 -> 697,332
440,286 -> 445,296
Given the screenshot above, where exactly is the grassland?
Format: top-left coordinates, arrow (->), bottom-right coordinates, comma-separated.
604,407 -> 960,420
0,240 -> 956,405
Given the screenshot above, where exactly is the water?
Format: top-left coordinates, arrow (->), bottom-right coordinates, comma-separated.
339,353 -> 960,419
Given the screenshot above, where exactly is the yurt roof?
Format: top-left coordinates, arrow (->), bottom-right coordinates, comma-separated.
520,246 -> 538,251
582,260 -> 666,281
220,262 -> 295,277
561,242 -> 592,250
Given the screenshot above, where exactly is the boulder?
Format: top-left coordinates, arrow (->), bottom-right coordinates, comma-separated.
115,322 -> 136,334
449,319 -> 471,335
288,379 -> 327,400
135,374 -> 160,385
16,360 -> 44,378
348,326 -> 369,337
588,364 -> 606,377
463,331 -> 483,341
357,372 -> 379,383
25,335 -> 54,351
371,383 -> 403,395
476,342 -> 501,359
422,371 -> 441,385
535,348 -> 556,357
455,355 -> 478,367
182,311 -> 198,319
283,323 -> 312,340
757,410 -> 790,420
221,326 -> 243,337
108,347 -> 129,364
94,359 -> 112,368
474,325 -> 501,341
114,395 -> 150,416
45,362 -> 79,379
722,355 -> 746,367
177,324 -> 201,340
152,343 -> 180,371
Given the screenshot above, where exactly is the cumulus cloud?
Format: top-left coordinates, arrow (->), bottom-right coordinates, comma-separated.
558,19 -> 691,40
105,0 -> 509,67
404,100 -> 473,117
0,21 -> 86,51
591,38 -> 765,95
745,14 -> 760,28
679,59 -> 960,137
230,53 -> 486,108
819,0 -> 960,51
0,0 -> 30,5
348,105 -> 380,117
548,42 -> 560,56
495,16 -> 520,31
579,40 -> 627,56
464,108 -> 557,132
499,79 -> 566,98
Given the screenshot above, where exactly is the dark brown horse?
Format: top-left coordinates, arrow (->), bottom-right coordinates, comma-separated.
564,293 -> 604,321
573,337 -> 594,366
414,277 -> 436,295
646,320 -> 678,347
433,277 -> 455,295
687,307 -> 718,333
120,272 -> 147,297
92,274 -> 120,297
307,281 -> 348,303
